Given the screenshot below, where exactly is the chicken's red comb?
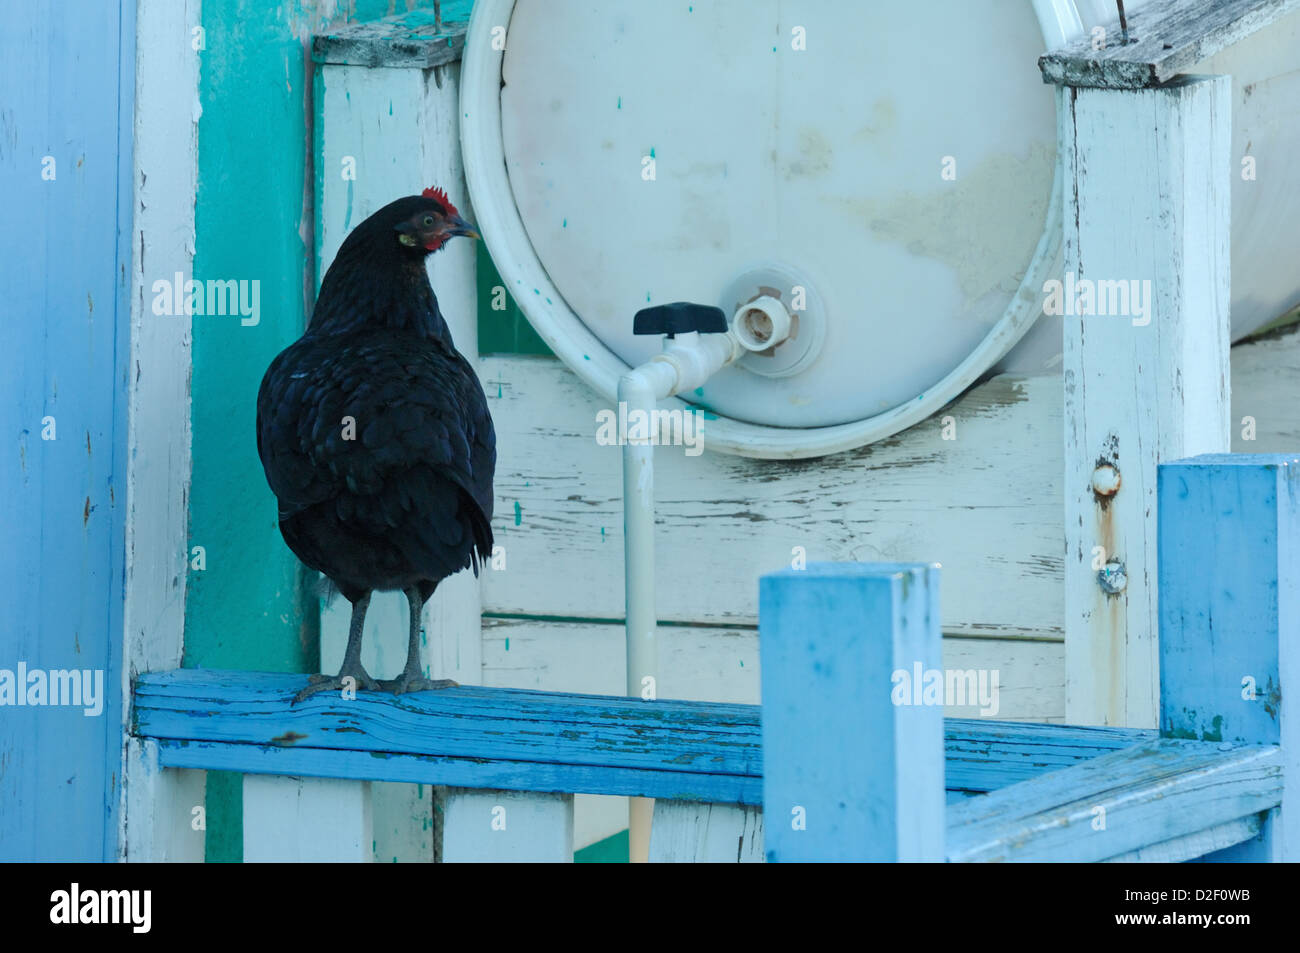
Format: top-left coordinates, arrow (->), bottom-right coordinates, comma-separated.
422,186 -> 460,216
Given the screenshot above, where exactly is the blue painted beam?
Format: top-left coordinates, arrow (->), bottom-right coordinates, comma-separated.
135,669 -> 762,777
156,740 -> 762,805
133,669 -> 1148,803
759,563 -> 945,861
947,738 -> 1282,862
944,719 -> 1150,792
1158,454 -> 1300,860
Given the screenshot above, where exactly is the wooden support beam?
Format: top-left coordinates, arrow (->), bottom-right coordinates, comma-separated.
759,563 -> 944,862
1158,454 -> 1300,860
947,739 -> 1281,862
134,669 -> 1150,800
1061,75 -> 1231,729
1039,0 -> 1300,88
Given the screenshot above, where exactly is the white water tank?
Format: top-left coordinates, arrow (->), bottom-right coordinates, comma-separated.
462,0 -> 1300,457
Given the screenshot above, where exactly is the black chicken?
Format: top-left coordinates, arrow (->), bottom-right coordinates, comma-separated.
257,187 -> 494,703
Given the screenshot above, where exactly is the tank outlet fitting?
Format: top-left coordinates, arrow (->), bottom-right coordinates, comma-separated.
731,296 -> 793,353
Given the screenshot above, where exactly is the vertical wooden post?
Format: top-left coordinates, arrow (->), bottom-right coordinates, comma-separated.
243,776 -> 373,862
117,0 -> 203,862
648,802 -> 763,862
123,740 -> 206,862
1061,76 -> 1231,728
439,789 -> 574,863
1159,454 -> 1299,861
759,563 -> 943,862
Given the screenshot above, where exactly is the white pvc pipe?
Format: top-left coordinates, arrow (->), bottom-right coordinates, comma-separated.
618,328 -> 755,861
619,364 -> 668,865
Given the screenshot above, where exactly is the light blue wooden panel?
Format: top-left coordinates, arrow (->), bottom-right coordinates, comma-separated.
759,563 -> 944,861
1158,454 -> 1300,860
0,1 -> 133,860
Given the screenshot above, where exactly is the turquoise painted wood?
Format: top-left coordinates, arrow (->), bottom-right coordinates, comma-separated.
1158,453 -> 1300,860
758,563 -> 945,862
132,670 -> 1140,805
0,1 -> 134,860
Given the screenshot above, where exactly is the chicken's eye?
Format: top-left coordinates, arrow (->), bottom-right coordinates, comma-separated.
422,215 -> 435,228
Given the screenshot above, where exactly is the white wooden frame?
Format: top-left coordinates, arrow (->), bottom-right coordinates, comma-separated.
119,0 -> 204,863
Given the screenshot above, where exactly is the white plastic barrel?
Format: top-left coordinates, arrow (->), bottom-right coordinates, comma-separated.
461,0 -> 1300,457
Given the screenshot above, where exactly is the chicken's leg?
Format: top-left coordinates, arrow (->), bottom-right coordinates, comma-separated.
379,586 -> 459,694
293,591 -> 381,703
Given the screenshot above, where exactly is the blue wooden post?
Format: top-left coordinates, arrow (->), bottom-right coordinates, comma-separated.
1,1 -> 134,860
1159,454 -> 1299,861
759,563 -> 944,861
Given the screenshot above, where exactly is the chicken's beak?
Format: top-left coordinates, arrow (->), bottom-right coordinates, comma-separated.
448,215 -> 480,240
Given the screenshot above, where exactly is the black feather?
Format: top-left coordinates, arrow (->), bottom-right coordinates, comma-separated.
256,194 -> 495,606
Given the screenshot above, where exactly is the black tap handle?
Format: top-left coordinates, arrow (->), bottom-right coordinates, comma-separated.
633,302 -> 729,339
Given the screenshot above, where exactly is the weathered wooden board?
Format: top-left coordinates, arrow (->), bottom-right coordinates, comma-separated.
478,331 -> 1300,638
136,669 -> 764,788
134,669 -> 1144,800
1060,77 -> 1231,729
1106,814 -> 1263,863
439,788 -> 573,863
1158,455 -> 1300,861
123,740 -> 206,863
118,0 -> 202,862
1039,0 -> 1300,88
313,3 -> 472,69
2,0 -> 136,862
946,739 -> 1282,862
649,802 -> 763,863
481,618 -> 1066,720
481,357 -> 1065,635
157,738 -> 760,805
243,775 -> 372,862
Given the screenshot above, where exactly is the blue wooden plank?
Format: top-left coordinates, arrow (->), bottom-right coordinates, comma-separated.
947,738 -> 1282,862
944,719 -> 1151,792
135,670 -> 763,777
0,0 -> 133,861
134,670 -> 1146,807
156,740 -> 763,805
759,563 -> 944,861
1158,454 -> 1300,860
